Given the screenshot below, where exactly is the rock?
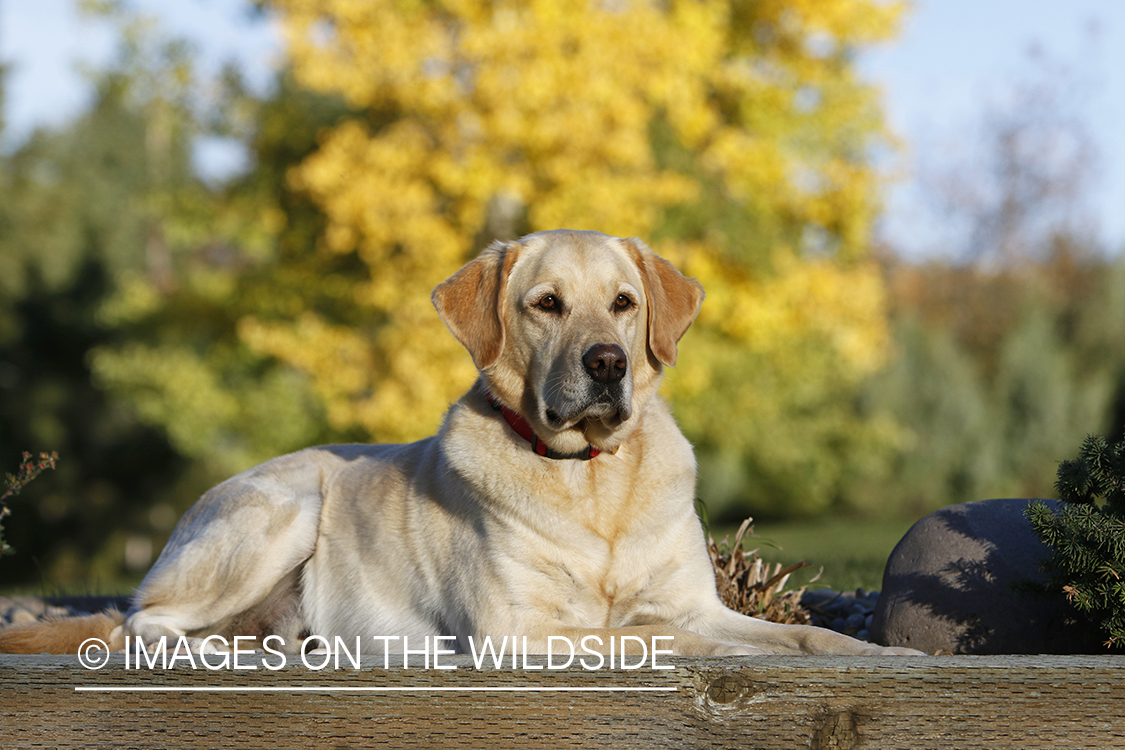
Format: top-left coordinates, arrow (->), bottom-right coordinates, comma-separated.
802,588 -> 882,641
46,595 -> 131,614
0,595 -> 131,630
3,596 -> 46,618
871,498 -> 1106,654
7,607 -> 37,626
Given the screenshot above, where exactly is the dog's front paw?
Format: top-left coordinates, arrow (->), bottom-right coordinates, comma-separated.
180,637 -> 229,656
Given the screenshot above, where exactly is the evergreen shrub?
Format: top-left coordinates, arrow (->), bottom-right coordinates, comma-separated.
1026,435 -> 1125,648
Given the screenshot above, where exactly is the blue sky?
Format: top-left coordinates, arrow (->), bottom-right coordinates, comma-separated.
861,0 -> 1125,256
2,0 -> 1123,255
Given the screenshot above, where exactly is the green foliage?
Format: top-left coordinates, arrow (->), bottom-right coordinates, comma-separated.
0,87 -> 191,585
845,251 -> 1125,519
0,11 -> 237,587
88,67 -> 365,478
846,315 -> 998,516
1025,435 -> 1125,649
1,452 -> 58,557
1,8 -> 365,588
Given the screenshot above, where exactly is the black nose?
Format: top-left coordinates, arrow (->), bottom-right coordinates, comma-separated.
583,344 -> 627,384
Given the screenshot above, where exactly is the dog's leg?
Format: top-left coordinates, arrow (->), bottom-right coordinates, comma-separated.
126,469 -> 323,646
519,624 -> 766,657
686,605 -> 923,655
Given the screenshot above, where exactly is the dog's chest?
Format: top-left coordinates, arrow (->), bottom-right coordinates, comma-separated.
536,526 -> 683,628
515,484 -> 688,628
505,446 -> 692,621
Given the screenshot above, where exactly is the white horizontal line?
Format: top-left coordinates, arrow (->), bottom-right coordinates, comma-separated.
75,686 -> 678,693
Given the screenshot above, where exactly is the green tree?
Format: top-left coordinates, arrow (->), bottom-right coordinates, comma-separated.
0,71 -> 188,586
847,315 -> 1000,517
89,69 -> 361,480
992,300 -> 1114,497
851,249 -> 1124,519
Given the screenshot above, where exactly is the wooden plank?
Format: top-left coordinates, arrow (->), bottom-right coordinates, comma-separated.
2,654 -> 1123,749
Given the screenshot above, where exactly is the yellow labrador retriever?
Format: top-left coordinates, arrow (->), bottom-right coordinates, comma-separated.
1,230 -> 916,656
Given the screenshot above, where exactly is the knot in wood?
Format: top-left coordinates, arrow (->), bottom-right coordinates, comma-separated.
812,709 -> 860,750
705,672 -> 750,704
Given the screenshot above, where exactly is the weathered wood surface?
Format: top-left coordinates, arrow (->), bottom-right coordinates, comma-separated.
2,654 -> 1123,749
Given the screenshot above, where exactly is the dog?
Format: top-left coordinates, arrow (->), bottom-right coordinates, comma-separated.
0,230 -> 918,657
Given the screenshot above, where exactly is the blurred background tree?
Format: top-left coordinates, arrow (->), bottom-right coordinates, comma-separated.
0,1 -> 359,586
1,0 -> 1122,590
264,0 -> 906,519
849,57 -> 1125,518
0,10 -> 191,586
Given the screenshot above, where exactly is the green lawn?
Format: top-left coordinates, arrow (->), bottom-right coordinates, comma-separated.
708,516 -> 918,594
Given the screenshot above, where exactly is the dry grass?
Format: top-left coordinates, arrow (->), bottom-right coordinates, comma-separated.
708,518 -> 815,625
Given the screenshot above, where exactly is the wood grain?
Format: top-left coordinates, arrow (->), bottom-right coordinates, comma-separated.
2,654 -> 1123,748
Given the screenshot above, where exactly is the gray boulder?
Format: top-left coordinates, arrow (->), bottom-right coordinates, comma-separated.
871,498 -> 1105,654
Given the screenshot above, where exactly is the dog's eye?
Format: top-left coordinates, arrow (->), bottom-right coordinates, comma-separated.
537,295 -> 560,312
614,294 -> 634,311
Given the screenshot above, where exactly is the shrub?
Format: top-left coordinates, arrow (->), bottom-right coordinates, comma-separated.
708,519 -> 813,625
1025,435 -> 1125,648
1,452 -> 58,557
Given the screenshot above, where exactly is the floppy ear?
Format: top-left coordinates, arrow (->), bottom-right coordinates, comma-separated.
432,241 -> 519,370
625,238 -> 704,367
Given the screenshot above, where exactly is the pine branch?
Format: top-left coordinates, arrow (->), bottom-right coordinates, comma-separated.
1027,435 -> 1125,649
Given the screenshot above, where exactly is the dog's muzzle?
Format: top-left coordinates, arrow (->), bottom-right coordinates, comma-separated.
542,343 -> 634,429
578,343 -> 631,423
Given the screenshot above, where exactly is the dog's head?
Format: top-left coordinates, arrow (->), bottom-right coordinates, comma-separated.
433,230 -> 703,454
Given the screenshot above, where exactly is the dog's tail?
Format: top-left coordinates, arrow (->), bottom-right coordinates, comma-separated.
0,611 -> 125,655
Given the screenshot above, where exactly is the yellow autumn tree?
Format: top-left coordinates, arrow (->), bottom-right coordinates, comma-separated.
251,0 -> 906,516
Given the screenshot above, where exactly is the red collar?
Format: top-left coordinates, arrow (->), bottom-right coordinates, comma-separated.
484,391 -> 601,460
